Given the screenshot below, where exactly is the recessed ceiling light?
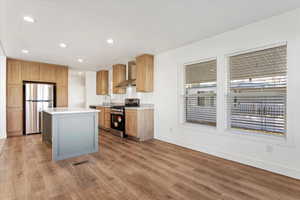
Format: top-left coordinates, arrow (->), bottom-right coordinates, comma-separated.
21,49 -> 29,54
78,58 -> 83,63
106,38 -> 114,44
59,43 -> 67,48
23,16 -> 35,23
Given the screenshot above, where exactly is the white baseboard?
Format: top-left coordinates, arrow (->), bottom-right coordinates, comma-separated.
155,135 -> 300,180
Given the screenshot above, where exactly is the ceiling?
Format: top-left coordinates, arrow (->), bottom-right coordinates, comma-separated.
1,0 -> 300,70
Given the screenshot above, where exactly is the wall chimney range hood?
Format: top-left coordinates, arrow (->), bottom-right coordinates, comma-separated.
116,61 -> 136,88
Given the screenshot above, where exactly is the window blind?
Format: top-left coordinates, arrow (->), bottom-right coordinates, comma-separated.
229,45 -> 287,135
185,60 -> 217,126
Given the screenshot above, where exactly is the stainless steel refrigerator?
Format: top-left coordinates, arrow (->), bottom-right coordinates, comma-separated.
25,83 -> 55,135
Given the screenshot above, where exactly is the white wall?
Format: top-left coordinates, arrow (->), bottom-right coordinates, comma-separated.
68,69 -> 87,108
85,71 -> 104,107
0,48 -> 6,139
154,8 -> 300,179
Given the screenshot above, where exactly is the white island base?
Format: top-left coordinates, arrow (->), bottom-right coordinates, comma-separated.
42,108 -> 100,161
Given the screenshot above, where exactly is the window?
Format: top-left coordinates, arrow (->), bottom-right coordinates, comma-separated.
184,59 -> 216,126
229,45 -> 287,135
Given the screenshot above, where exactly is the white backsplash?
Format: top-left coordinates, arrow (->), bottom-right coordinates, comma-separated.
110,86 -> 154,104
108,68 -> 153,104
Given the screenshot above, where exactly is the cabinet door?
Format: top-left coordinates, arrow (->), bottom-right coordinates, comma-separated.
96,71 -> 108,95
125,110 -> 137,137
7,108 -> 23,136
96,107 -> 105,128
21,61 -> 40,81
40,63 -> 56,83
96,71 -> 101,95
7,59 -> 22,84
112,64 -> 126,94
104,108 -> 111,129
55,66 -> 68,86
7,85 -> 23,108
56,86 -> 68,107
136,54 -> 154,92
101,71 -> 109,95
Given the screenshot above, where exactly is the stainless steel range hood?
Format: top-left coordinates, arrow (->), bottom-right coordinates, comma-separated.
116,61 -> 136,88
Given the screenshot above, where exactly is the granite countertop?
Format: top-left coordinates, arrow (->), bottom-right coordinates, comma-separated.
44,107 -> 100,115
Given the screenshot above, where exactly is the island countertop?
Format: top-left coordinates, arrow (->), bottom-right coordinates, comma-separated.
43,107 -> 100,115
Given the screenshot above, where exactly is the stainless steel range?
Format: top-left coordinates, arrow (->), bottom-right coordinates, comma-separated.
110,105 -> 126,138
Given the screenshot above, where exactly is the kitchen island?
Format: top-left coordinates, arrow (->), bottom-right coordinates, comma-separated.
42,108 -> 100,161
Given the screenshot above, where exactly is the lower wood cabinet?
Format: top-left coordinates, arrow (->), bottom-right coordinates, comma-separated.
125,110 -> 138,137
7,108 -> 23,136
96,106 -> 111,130
104,108 -> 111,129
125,109 -> 154,141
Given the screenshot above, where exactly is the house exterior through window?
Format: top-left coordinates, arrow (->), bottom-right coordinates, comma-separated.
229,45 -> 287,135
184,59 -> 217,126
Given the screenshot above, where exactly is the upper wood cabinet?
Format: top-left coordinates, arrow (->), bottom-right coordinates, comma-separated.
96,70 -> 109,95
55,66 -> 68,86
136,54 -> 154,92
7,59 -> 22,85
40,63 -> 56,83
21,61 -> 40,81
112,64 -> 126,94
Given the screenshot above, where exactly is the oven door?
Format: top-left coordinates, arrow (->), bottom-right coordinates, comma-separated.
111,113 -> 125,132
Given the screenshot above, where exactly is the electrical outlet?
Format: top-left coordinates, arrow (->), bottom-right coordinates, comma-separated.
266,145 -> 273,153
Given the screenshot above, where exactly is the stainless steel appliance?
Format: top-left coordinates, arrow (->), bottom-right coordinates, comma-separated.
125,98 -> 140,107
110,106 -> 126,138
24,83 -> 55,135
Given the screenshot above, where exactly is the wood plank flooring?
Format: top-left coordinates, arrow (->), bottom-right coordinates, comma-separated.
1,132 -> 300,200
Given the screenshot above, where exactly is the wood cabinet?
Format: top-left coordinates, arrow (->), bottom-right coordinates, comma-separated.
136,54 -> 154,92
96,107 -> 105,128
112,64 -> 126,94
125,110 -> 138,137
40,63 -> 56,83
55,66 -> 68,86
7,85 -> 23,108
96,70 -> 109,95
6,108 -> 23,136
96,106 -> 110,130
56,86 -> 68,107
104,108 -> 111,129
6,58 -> 69,137
21,61 -> 40,81
125,108 -> 154,141
7,59 -> 22,84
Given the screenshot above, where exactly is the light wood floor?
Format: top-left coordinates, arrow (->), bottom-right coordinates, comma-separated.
1,132 -> 300,200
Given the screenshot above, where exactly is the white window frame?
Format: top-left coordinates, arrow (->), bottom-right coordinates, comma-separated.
178,57 -> 218,132
222,42 -> 293,145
